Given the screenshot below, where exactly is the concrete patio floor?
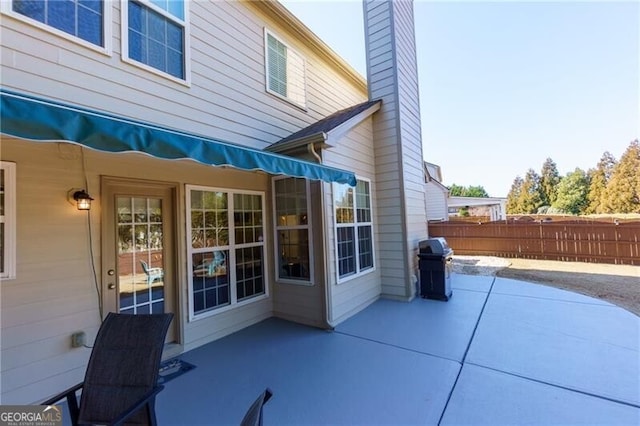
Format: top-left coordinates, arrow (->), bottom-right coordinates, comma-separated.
156,273 -> 640,425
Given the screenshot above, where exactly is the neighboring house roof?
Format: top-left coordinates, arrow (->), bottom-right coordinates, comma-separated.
448,196 -> 507,208
424,161 -> 443,182
266,99 -> 381,154
423,161 -> 448,191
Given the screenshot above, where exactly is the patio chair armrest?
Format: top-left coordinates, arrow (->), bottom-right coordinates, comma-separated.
42,382 -> 83,425
110,385 -> 165,426
42,382 -> 84,405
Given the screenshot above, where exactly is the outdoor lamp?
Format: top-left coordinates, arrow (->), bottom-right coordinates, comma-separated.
69,189 -> 94,210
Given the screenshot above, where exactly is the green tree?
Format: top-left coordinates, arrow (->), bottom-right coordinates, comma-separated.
518,169 -> 543,214
448,184 -> 490,197
585,151 -> 616,214
539,158 -> 560,206
552,168 -> 590,214
604,139 -> 640,213
448,184 -> 465,196
506,176 -> 524,214
465,185 -> 489,197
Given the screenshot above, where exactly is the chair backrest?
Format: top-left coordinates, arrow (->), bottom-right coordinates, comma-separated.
78,313 -> 173,425
240,388 -> 273,426
140,260 -> 150,274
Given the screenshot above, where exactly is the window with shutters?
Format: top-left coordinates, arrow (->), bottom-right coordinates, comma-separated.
264,29 -> 306,108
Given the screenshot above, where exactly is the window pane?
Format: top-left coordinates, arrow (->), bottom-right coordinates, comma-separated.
358,225 -> 374,270
337,227 -> 355,277
236,246 -> 264,301
356,180 -> 371,223
13,0 -> 45,22
128,1 -> 184,79
79,0 -> 101,12
192,251 -> 229,314
14,0 -> 103,46
78,5 -> 102,46
335,185 -> 354,223
48,0 -> 76,35
267,34 -> 287,97
278,229 -> 310,280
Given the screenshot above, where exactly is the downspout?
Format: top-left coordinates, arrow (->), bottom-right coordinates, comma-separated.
320,181 -> 336,330
307,142 -> 335,329
307,142 -> 322,163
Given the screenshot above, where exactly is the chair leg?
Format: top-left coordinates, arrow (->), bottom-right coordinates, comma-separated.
67,392 -> 80,426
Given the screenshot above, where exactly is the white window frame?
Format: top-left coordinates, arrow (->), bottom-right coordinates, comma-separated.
1,162 -> 17,280
120,0 -> 191,86
186,185 -> 268,321
1,0 -> 112,55
264,28 -> 307,109
333,178 -> 375,284
272,176 -> 314,286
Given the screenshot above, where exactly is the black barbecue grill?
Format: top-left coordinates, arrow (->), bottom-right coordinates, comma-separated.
418,238 -> 453,301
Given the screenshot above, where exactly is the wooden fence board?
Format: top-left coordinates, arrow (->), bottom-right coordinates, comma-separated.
428,222 -> 640,265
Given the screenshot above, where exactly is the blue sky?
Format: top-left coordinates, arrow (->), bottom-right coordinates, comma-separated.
280,0 -> 639,197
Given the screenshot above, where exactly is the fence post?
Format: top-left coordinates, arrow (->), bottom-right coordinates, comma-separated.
539,222 -> 544,259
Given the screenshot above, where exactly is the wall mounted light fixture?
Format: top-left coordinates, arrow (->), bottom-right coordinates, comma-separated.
68,189 -> 94,211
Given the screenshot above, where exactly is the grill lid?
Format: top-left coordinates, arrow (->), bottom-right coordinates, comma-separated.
419,237 -> 452,255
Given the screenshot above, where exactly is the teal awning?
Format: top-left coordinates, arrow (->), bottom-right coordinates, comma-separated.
0,89 -> 356,186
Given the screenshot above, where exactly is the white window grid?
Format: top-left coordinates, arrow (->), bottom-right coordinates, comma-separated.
272,176 -> 313,285
334,178 -> 375,283
120,0 -> 191,85
186,185 -> 267,321
0,0 -> 112,55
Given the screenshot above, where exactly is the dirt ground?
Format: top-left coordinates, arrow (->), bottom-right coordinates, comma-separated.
453,256 -> 640,317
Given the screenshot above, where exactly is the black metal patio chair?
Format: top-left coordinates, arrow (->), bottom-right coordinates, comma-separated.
240,388 -> 273,426
44,312 -> 173,426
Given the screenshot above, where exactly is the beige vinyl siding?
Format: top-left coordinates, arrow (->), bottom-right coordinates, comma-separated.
0,1 -> 365,151
272,181 -> 326,328
322,120 -> 381,325
426,182 -> 448,221
0,0 -> 370,404
365,0 -> 427,300
0,139 -> 274,403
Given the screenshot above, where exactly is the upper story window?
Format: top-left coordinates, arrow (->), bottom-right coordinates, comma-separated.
334,179 -> 374,282
187,186 -> 267,320
123,0 -> 188,81
273,177 -> 312,284
5,0 -> 106,49
265,29 -> 306,108
1,162 -> 17,280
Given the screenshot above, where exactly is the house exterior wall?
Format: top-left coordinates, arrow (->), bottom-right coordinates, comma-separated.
365,0 -> 428,301
426,182 -> 448,221
0,138 -> 276,403
0,1 -> 365,147
322,119 -> 381,325
0,0 -> 369,404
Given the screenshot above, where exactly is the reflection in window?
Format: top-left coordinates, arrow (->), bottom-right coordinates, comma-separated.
117,196 -> 165,314
187,187 -> 265,317
334,179 -> 374,281
127,0 -> 185,79
12,0 -> 103,46
274,177 -> 311,283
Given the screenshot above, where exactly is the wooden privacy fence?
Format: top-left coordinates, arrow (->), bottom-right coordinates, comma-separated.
428,221 -> 640,265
